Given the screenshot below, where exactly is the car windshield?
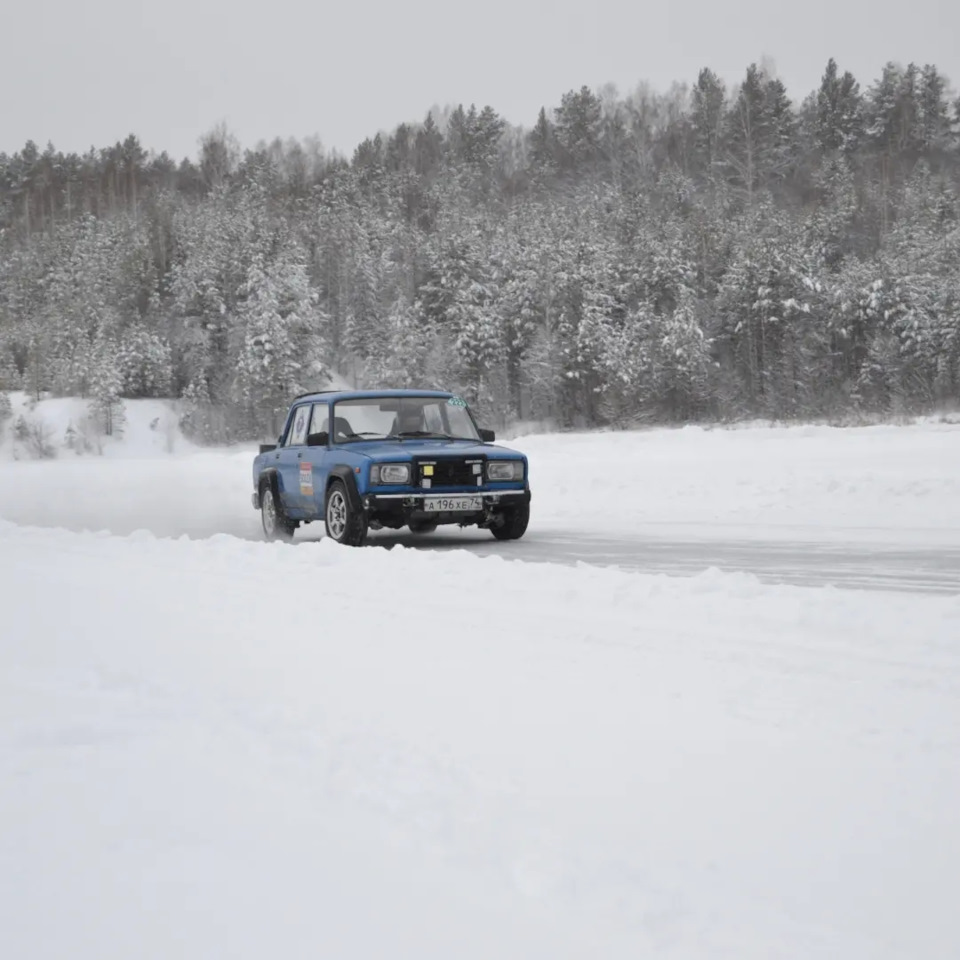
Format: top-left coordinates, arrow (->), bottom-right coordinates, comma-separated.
331,396 -> 481,443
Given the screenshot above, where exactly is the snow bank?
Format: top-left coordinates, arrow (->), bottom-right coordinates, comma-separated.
1,414 -> 958,548
1,522 -> 958,958
510,420 -> 960,543
0,392 -> 194,460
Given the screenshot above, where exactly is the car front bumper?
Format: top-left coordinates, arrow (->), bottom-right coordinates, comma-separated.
364,488 -> 529,506
251,486 -> 529,519
364,488 -> 529,524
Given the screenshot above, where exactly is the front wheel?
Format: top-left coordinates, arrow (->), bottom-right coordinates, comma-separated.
325,480 -> 368,546
261,484 -> 296,541
490,500 -> 529,541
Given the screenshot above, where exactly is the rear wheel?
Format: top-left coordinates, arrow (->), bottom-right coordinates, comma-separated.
325,480 -> 368,546
261,484 -> 296,541
490,500 -> 529,541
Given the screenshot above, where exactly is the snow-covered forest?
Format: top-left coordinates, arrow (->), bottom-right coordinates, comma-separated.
2,58 -> 959,441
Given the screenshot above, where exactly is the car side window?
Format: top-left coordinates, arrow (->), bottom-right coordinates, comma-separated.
286,405 -> 310,446
309,403 -> 329,438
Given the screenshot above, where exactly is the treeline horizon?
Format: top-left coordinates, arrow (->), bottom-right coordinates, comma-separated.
1,57 -> 959,442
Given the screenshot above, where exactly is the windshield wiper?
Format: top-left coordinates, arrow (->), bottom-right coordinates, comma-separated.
388,430 -> 460,441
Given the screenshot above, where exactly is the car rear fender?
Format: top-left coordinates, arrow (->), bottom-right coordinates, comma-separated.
258,467 -> 283,498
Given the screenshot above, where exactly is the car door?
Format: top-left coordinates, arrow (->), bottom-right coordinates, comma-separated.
299,401 -> 331,517
276,403 -> 311,517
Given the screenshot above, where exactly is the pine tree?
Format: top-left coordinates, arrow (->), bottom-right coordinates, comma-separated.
554,86 -> 604,169
0,390 -> 12,431
726,64 -> 799,205
342,223 -> 386,384
234,243 -> 323,436
814,59 -> 863,155
690,68 -> 727,175
2,58 -> 959,429
527,108 -> 556,179
864,62 -> 925,166
117,325 -> 173,397
655,291 -> 710,419
414,113 -> 444,178
496,226 -> 546,418
918,65 -> 953,158
88,340 -> 125,437
369,299 -> 434,389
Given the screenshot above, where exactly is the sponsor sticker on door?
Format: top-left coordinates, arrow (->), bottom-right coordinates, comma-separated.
299,462 -> 313,495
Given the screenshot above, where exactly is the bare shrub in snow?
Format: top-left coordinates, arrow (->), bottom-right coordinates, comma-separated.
13,414 -> 57,459
179,391 -> 238,446
149,410 -> 180,453
62,417 -> 104,455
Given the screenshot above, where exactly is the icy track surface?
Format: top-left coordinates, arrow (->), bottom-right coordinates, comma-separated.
2,410 -> 960,592
2,521 -> 960,959
2,413 -> 960,956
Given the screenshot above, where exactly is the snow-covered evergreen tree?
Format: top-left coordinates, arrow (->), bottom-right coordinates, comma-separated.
87,340 -> 126,437
117,325 -> 173,397
234,242 -> 325,437
0,390 -> 12,432
814,59 -> 863,156
2,55 -> 960,428
367,299 -> 435,389
690,69 -> 727,175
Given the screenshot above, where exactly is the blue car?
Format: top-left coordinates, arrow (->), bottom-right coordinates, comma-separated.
251,389 -> 531,545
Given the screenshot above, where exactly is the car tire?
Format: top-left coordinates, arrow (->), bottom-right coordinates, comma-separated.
408,519 -> 438,535
261,483 -> 296,542
490,500 -> 529,541
325,480 -> 368,546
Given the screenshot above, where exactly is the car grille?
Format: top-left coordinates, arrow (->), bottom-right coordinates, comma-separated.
415,456 -> 483,487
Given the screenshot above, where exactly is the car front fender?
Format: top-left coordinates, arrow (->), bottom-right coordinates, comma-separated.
327,465 -> 363,513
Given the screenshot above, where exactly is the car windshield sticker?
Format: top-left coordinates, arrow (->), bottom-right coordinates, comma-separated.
447,396 -> 467,407
299,462 -> 313,496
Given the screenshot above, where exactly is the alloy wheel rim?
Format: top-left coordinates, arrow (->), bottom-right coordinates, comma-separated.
262,490 -> 277,535
327,491 -> 347,539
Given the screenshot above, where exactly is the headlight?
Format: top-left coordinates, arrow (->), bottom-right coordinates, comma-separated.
486,460 -> 523,481
371,463 -> 410,484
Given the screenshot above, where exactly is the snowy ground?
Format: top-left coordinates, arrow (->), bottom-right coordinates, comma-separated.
3,395 -> 959,546
2,396 -> 959,957
514,418 -> 960,545
2,394 -> 959,589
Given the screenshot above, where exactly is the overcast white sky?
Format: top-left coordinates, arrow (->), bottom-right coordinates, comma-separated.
2,0 -> 957,162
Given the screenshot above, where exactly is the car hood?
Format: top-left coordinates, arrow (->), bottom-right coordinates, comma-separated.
359,439 -> 520,461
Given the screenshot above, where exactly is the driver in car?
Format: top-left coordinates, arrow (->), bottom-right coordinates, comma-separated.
391,405 -> 424,436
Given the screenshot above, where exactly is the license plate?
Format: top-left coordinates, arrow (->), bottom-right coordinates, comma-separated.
422,496 -> 483,512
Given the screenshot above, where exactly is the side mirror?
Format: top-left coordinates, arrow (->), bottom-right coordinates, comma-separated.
307,431 -> 329,447
259,443 -> 277,454
479,428 -> 495,442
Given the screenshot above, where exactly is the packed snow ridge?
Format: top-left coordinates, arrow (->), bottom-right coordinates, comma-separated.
1,397 -> 959,957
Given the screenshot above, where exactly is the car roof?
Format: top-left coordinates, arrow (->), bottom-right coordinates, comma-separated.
290,388 -> 456,405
